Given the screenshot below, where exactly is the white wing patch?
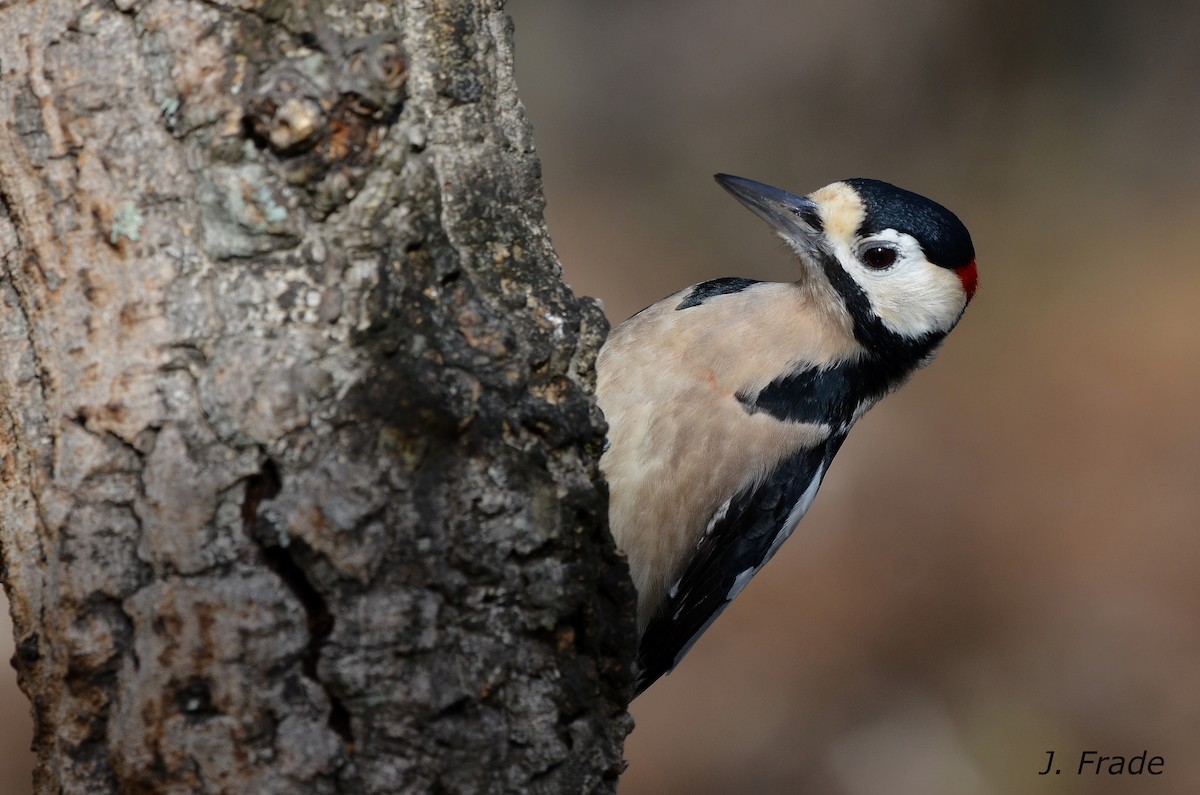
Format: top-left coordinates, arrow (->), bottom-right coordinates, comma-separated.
765,463 -> 826,562
727,567 -> 756,601
636,444 -> 839,695
703,497 -> 732,539
673,465 -> 824,668
718,463 -> 826,606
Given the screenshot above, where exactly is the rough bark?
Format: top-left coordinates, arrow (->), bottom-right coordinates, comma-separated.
0,1 -> 636,793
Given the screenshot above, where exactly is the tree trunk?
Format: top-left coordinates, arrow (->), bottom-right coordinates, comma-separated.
0,1 -> 635,792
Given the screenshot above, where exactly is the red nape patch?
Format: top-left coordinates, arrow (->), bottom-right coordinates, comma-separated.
956,260 -> 978,301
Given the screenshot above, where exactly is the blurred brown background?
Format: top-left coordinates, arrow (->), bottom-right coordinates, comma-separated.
506,0 -> 1200,793
4,2 -> 1200,792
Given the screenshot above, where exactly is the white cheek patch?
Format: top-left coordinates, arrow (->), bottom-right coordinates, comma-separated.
833,230 -> 967,339
869,262 -> 966,338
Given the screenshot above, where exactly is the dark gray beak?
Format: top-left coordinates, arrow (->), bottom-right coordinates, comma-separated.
715,174 -> 820,234
714,174 -> 823,241
715,174 -> 835,284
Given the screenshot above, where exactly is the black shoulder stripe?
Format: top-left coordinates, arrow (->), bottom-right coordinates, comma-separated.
634,437 -> 842,695
675,277 -> 761,310
739,332 -> 945,429
737,364 -> 859,426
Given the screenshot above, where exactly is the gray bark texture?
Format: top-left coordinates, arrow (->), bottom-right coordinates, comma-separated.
0,1 -> 636,793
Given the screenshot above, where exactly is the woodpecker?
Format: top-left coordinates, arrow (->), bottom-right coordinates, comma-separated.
596,174 -> 976,696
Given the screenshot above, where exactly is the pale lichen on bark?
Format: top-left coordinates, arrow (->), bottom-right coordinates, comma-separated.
0,1 -> 635,793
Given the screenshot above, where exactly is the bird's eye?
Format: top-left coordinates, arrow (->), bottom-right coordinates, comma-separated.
862,246 -> 898,270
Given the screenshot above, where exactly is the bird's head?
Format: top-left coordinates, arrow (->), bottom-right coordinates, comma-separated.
715,174 -> 976,350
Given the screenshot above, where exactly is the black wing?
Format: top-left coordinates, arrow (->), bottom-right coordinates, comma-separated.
634,433 -> 846,695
